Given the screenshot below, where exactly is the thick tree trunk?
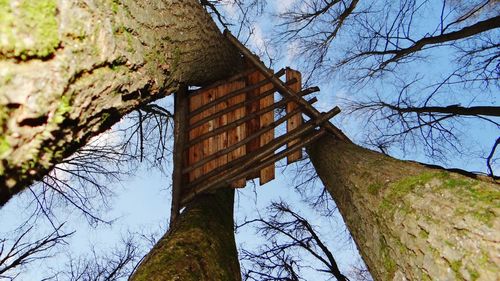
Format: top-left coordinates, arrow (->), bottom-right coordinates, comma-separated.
130,188 -> 241,281
307,134 -> 499,281
0,0 -> 242,205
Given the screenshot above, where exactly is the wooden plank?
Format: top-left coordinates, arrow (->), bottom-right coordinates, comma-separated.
227,79 -> 247,187
189,69 -> 286,118
188,90 -> 204,183
246,71 -> 263,180
189,67 -> 257,97
259,72 -> 275,185
215,83 -> 228,172
202,88 -> 217,178
286,68 -> 303,163
182,99 -> 317,175
186,105 -> 341,191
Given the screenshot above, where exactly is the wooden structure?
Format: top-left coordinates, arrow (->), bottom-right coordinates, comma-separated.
169,31 -> 347,224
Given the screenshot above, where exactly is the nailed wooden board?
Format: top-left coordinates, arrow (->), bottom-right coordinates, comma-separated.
188,91 -> 204,183
226,79 -> 247,187
258,72 -> 275,185
285,68 -> 303,163
202,88 -> 217,177
215,84 -> 228,176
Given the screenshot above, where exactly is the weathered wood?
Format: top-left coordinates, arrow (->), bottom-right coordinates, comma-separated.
182,104 -> 312,175
188,90 -> 204,182
189,67 -> 257,97
286,68 -> 303,163
170,86 -> 189,227
259,72 -> 275,185
246,71 -> 263,181
202,89 -> 217,178
189,69 -> 286,117
225,30 -> 349,142
187,78 -> 297,130
226,80 -> 247,187
225,129 -> 326,190
182,129 -> 326,205
187,94 -> 298,147
216,84 -> 228,177
186,106 -> 341,190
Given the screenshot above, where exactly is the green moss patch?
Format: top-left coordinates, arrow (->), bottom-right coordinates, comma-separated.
0,0 -> 60,59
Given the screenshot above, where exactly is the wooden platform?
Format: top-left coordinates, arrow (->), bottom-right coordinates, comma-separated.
169,30 -> 346,224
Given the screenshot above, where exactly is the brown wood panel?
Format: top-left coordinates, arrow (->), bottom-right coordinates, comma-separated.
215,83 -> 228,171
259,73 -> 275,185
188,91 -> 204,182
227,79 -> 247,187
285,68 -> 303,163
202,88 -> 217,177
246,71 -> 263,180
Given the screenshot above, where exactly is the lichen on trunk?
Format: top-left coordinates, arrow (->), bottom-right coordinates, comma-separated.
0,0 -> 243,206
307,134 -> 500,281
130,188 -> 241,281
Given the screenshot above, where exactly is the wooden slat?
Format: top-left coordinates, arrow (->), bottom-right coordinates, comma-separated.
187,78 -> 297,131
182,98 -> 318,175
189,67 -> 257,97
189,69 -> 286,118
286,68 -> 303,163
226,79 -> 247,187
215,83 -> 228,172
246,71 -> 262,154
202,88 -> 217,178
259,72 -> 275,185
188,90 -> 204,182
246,71 -> 264,180
187,104 -> 341,190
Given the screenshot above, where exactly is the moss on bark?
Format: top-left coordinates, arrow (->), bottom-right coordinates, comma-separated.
131,188 -> 241,281
307,134 -> 500,281
0,0 -> 243,206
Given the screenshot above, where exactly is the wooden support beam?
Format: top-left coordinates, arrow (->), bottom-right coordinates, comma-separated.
170,85 -> 188,227
188,69 -> 286,118
181,128 -> 326,205
182,99 -> 317,175
225,129 -> 326,189
224,30 -> 350,142
186,106 -> 340,189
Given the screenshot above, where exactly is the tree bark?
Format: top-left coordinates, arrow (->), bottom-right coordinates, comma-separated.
307,134 -> 500,281
0,0 -> 242,206
130,188 -> 241,281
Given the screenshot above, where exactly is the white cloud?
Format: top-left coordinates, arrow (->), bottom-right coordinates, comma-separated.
249,23 -> 266,51
275,0 -> 297,14
221,1 -> 238,20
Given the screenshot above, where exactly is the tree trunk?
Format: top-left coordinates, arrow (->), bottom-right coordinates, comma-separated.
130,188 -> 241,281
307,134 -> 500,281
0,0 -> 242,206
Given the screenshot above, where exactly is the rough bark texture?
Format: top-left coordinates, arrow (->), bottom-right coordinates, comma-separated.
131,188 -> 241,281
0,0 -> 242,205
307,134 -> 500,281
